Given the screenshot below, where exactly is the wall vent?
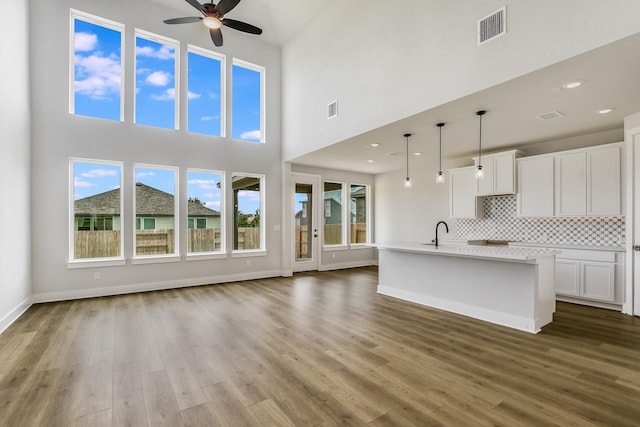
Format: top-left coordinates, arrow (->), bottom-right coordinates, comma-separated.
536,111 -> 565,121
478,7 -> 506,45
328,100 -> 338,119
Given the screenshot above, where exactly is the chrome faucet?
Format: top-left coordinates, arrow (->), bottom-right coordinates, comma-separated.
435,221 -> 449,248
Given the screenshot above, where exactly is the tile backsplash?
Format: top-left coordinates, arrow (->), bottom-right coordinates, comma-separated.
455,195 -> 625,247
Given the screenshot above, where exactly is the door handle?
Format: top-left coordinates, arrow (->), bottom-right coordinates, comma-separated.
314,228 -> 318,238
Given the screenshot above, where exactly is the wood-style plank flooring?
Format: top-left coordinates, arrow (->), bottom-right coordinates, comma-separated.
1,266 -> 640,426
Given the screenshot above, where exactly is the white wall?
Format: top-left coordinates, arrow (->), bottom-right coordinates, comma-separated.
282,0 -> 640,162
29,0 -> 283,301
0,0 -> 31,332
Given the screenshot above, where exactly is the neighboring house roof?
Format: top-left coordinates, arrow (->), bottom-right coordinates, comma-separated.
74,183 -> 220,217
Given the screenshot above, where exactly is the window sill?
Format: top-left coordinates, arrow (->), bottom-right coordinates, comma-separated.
323,245 -> 348,252
67,258 -> 126,269
131,255 -> 181,265
349,244 -> 373,250
231,250 -> 267,258
185,252 -> 228,261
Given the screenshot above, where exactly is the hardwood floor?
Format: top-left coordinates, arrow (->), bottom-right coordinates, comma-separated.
1,266 -> 639,426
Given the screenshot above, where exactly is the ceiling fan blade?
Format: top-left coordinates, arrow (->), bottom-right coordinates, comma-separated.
184,0 -> 204,13
222,18 -> 263,35
163,16 -> 202,24
215,0 -> 241,15
210,28 -> 223,46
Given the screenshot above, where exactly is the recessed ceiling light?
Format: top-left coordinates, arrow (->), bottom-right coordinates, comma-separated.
563,80 -> 584,89
413,152 -> 422,156
367,159 -> 375,163
597,108 -> 614,114
369,143 -> 380,147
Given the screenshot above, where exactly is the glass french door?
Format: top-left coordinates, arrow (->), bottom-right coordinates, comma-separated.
292,174 -> 320,272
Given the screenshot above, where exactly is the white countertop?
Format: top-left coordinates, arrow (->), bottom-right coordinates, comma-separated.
509,242 -> 626,252
375,242 -> 560,262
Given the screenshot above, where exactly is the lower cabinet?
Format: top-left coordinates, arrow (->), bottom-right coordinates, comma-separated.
554,249 -> 622,305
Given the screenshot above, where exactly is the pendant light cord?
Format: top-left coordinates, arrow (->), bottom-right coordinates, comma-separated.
404,133 -> 411,178
476,110 -> 486,166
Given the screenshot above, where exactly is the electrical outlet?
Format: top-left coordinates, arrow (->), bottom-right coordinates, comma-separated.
94,272 -> 101,280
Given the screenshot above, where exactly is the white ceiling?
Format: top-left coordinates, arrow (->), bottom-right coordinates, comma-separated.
149,0 -> 640,175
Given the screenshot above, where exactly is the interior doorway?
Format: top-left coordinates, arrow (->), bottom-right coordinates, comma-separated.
291,173 -> 321,272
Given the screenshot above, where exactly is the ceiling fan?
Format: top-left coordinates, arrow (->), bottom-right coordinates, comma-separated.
164,0 -> 263,47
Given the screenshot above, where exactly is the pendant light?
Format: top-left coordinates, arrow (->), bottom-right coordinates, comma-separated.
436,123 -> 445,184
475,110 -> 486,179
403,133 -> 412,189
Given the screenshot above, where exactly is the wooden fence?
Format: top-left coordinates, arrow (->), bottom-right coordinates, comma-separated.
296,223 -> 367,256
74,228 -> 259,258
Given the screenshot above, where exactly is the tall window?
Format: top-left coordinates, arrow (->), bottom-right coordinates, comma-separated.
135,30 -> 178,129
70,10 -> 124,121
350,184 -> 369,244
188,46 -> 224,137
187,169 -> 224,254
232,174 -> 264,251
134,165 -> 178,256
71,159 -> 123,260
232,59 -> 264,143
323,182 -> 345,246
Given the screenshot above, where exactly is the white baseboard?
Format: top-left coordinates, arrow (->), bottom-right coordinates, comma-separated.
318,260 -> 377,271
0,298 -> 32,335
31,269 -> 286,304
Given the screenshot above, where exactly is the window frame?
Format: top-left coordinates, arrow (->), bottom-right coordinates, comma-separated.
186,168 -> 226,259
349,183 -> 371,246
231,172 -> 266,255
231,58 -> 266,144
68,157 -> 125,267
187,45 -> 226,138
322,181 -> 347,249
134,29 -> 180,130
69,9 -> 125,121
132,163 -> 180,263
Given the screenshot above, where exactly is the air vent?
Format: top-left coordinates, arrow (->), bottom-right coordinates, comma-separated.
536,111 -> 565,120
478,7 -> 506,45
328,100 -> 338,119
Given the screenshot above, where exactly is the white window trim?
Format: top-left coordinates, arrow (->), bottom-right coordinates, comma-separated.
187,45 -> 226,138
134,29 -> 180,130
68,157 -> 125,265
69,9 -> 125,121
231,58 -> 266,143
186,167 -> 226,256
133,163 -> 180,260
349,183 -> 371,246
323,181 -> 347,248
231,172 -> 265,253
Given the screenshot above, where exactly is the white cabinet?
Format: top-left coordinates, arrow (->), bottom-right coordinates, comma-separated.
554,144 -> 621,217
517,156 -> 554,217
449,166 -> 480,218
554,249 -> 621,304
472,150 -> 522,196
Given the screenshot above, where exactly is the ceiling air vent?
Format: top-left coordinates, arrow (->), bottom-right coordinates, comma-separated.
536,111 -> 565,121
478,7 -> 506,45
328,100 -> 338,119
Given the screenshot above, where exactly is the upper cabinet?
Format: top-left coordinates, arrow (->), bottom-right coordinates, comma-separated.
449,166 -> 480,218
517,156 -> 554,217
555,143 -> 621,217
472,150 -> 524,196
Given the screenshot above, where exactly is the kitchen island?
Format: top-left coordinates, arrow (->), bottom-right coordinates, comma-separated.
376,243 -> 560,333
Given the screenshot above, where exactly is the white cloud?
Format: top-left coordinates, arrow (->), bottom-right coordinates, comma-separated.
75,32 -> 98,51
200,115 -> 219,121
136,45 -> 175,60
240,130 -> 261,141
238,190 -> 261,201
187,91 -> 201,100
136,171 -> 155,178
188,178 -> 218,190
81,169 -> 118,179
151,88 -> 176,101
204,200 -> 221,210
74,53 -> 121,99
74,177 -> 95,188
146,71 -> 171,86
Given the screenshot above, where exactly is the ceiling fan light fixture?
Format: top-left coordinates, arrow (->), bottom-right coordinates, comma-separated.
203,16 -> 222,29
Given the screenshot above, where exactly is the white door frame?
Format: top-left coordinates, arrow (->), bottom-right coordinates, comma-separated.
290,172 -> 321,272
626,117 -> 640,315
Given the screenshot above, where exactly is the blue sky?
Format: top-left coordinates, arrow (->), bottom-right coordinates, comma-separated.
73,16 -> 263,212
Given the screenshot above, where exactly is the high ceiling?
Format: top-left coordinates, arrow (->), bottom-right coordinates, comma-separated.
149,0 -> 640,174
